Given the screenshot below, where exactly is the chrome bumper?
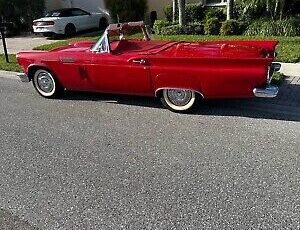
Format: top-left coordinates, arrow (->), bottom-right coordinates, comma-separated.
17,73 -> 30,83
253,85 -> 279,98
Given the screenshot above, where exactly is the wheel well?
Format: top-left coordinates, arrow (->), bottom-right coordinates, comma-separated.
99,17 -> 108,30
65,23 -> 76,30
100,17 -> 107,23
28,66 -> 41,80
155,88 -> 204,99
28,66 -> 56,82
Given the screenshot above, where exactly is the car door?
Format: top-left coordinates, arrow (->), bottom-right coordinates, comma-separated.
53,51 -> 97,92
89,52 -> 153,96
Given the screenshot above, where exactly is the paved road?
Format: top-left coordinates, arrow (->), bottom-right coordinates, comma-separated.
0,76 -> 299,229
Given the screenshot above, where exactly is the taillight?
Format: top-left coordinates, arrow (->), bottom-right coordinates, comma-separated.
33,21 -> 55,26
45,21 -> 55,26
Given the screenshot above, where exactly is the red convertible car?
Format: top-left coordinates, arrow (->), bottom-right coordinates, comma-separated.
17,21 -> 281,112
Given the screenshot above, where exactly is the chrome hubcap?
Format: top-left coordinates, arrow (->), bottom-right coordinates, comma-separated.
37,72 -> 54,93
167,89 -> 192,106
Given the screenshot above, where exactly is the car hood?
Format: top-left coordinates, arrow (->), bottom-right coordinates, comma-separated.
48,41 -> 96,52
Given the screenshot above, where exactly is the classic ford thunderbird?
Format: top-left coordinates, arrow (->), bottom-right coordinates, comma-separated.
17,21 -> 281,112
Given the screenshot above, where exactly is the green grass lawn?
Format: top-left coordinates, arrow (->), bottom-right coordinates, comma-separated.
0,54 -> 22,72
33,34 -> 300,63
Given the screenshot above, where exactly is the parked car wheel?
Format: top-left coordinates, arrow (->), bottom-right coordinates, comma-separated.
99,18 -> 108,30
160,89 -> 198,112
33,69 -> 63,98
65,24 -> 76,37
43,32 -> 55,38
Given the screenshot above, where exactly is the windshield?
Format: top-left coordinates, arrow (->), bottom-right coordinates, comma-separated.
45,11 -> 62,17
91,22 -> 152,53
91,32 -> 110,53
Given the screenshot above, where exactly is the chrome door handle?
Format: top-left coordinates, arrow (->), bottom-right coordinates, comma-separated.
132,59 -> 146,65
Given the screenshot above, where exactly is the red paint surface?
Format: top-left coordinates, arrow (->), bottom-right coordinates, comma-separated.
17,39 -> 278,98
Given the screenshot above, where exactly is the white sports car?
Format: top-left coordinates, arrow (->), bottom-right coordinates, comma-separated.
33,8 -> 110,37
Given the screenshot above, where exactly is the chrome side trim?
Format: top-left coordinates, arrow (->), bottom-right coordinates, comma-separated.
17,73 -> 30,83
60,57 -> 75,63
155,88 -> 205,99
253,85 -> 279,98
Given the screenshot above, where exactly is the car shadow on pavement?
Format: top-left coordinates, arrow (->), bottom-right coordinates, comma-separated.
60,91 -> 300,122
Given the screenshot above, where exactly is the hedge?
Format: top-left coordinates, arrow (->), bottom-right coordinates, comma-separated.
220,20 -> 242,36
244,19 -> 300,37
204,18 -> 221,35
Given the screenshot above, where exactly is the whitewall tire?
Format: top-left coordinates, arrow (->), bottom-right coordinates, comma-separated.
160,89 -> 198,112
33,69 -> 63,98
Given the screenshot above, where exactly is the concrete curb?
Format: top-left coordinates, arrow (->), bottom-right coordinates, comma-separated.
0,71 -> 19,80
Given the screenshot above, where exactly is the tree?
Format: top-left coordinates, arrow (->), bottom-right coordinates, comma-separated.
227,0 -> 234,20
104,0 -> 148,22
178,0 -> 186,26
236,0 -> 299,20
0,0 -> 44,30
172,0 -> 176,23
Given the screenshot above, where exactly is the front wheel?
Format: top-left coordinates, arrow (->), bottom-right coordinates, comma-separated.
160,89 -> 198,113
33,69 -> 63,98
65,24 -> 76,37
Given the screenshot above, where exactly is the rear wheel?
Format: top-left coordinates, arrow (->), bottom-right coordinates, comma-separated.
99,18 -> 108,30
65,24 -> 76,37
160,89 -> 198,113
43,32 -> 54,38
32,69 -> 63,98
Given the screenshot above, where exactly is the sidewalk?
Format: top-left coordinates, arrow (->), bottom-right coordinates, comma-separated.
0,35 -> 59,54
280,63 -> 300,77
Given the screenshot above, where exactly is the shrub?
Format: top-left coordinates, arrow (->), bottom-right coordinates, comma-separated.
159,22 -> 204,35
244,19 -> 300,36
204,17 -> 221,35
153,20 -> 172,34
104,0 -> 148,22
220,20 -> 241,35
204,8 -> 226,22
164,4 -> 205,23
186,22 -> 204,35
160,25 -> 183,35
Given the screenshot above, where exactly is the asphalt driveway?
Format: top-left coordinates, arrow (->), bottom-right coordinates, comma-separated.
0,73 -> 299,229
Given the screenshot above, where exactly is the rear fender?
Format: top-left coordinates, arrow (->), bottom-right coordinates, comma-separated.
154,73 -> 204,98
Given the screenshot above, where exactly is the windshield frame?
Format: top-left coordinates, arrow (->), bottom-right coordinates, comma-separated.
91,22 -> 152,54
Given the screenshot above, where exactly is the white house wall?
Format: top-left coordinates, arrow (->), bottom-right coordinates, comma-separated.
45,0 -> 105,13
70,0 -> 106,13
147,0 -> 200,19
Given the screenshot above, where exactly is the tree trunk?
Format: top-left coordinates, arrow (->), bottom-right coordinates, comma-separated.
178,0 -> 186,26
226,0 -> 234,20
172,0 -> 176,23
279,0 -> 285,20
274,0 -> 279,19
